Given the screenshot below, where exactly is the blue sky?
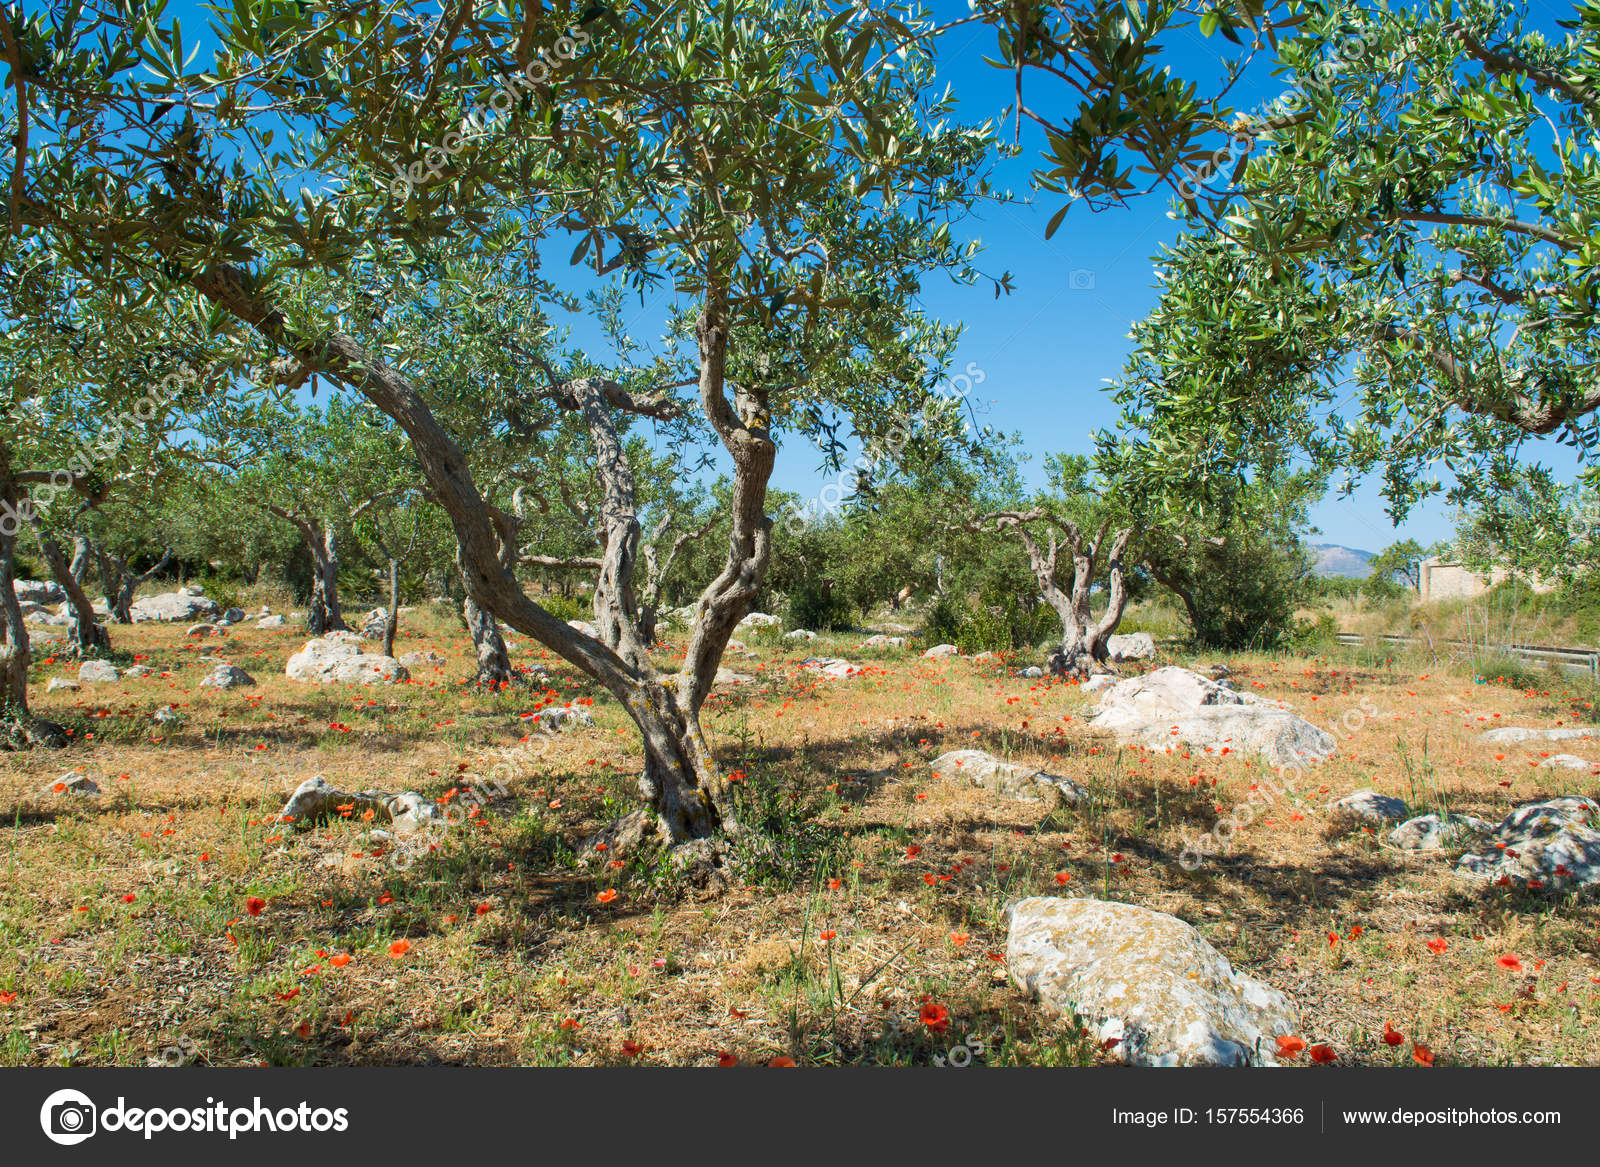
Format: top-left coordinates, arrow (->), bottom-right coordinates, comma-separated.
157,0 -> 1585,554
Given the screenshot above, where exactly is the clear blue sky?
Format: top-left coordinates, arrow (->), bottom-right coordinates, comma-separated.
164,0 -> 1584,555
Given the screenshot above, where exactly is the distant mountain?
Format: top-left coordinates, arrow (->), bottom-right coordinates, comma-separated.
1310,543 -> 1376,579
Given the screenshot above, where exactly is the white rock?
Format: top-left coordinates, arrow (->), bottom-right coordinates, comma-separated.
77,660 -> 120,683
122,665 -> 154,678
737,612 -> 782,631
1539,754 -> 1596,771
178,584 -> 205,595
784,630 -> 817,641
1105,632 -> 1156,661
801,657 -> 859,680
45,678 -> 79,693
713,667 -> 755,687
285,636 -> 409,685
43,771 -> 100,797
360,608 -> 389,639
933,749 -> 1085,803
1007,897 -> 1297,1066
1456,795 -> 1600,891
923,644 -> 959,658
527,704 -> 594,731
861,634 -> 905,648
1091,666 -> 1335,765
726,639 -> 746,652
1478,725 -> 1600,745
257,614 -> 286,629
276,774 -> 442,835
13,579 -> 64,604
1020,666 -> 1044,679
131,592 -> 221,622
971,650 -> 996,662
567,619 -> 600,637
1388,813 -> 1496,851
218,607 -> 246,625
400,651 -> 446,669
199,663 -> 255,689
1081,673 -> 1116,693
185,622 -> 222,637
1331,790 -> 1409,823
153,705 -> 180,724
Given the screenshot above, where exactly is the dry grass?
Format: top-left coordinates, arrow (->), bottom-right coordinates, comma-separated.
2,603 -> 1599,1068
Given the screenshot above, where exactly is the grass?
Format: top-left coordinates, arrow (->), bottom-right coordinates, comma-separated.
0,598 -> 1598,1066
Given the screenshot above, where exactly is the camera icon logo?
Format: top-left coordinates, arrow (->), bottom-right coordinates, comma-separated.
39,1088 -> 97,1145
1068,268 -> 1096,290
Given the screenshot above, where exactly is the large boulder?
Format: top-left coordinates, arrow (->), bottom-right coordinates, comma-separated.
130,592 -> 221,623
1105,632 -> 1155,661
285,635 -> 410,685
1455,796 -> 1600,891
1090,666 -> 1335,765
77,660 -> 120,684
932,749 -> 1084,804
1007,897 -> 1297,1066
13,579 -> 64,604
922,644 -> 959,659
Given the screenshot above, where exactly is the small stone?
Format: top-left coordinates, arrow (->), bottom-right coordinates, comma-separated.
199,663 -> 255,690
46,678 -> 79,693
44,771 -> 100,797
932,749 -> 1085,804
1388,813 -> 1496,851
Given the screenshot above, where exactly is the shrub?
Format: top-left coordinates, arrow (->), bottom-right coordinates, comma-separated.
786,579 -> 855,632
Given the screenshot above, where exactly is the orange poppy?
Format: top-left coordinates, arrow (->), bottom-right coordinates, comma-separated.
388,939 -> 411,958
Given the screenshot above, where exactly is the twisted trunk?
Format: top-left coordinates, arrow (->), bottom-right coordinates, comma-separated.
33,528 -> 110,655
464,591 -> 513,684
306,524 -> 346,634
94,544 -> 173,623
187,264 -> 765,846
0,460 -> 65,748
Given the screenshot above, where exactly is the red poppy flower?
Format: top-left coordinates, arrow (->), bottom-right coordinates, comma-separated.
1055,872 -> 1072,885
1497,954 -> 1523,971
919,1002 -> 950,1034
330,953 -> 351,968
388,939 -> 411,958
1383,1023 -> 1404,1047
768,1055 -> 797,1067
819,930 -> 836,942
598,889 -> 619,904
1275,1035 -> 1307,1059
621,1040 -> 643,1057
245,896 -> 266,917
1425,938 -> 1448,955
475,902 -> 492,915
717,1051 -> 739,1067
1309,1044 -> 1337,1064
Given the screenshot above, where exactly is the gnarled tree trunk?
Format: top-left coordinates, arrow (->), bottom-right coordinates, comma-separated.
969,509 -> 1133,677
188,265 -> 767,849
0,462 -> 65,748
33,528 -> 110,655
94,543 -> 173,623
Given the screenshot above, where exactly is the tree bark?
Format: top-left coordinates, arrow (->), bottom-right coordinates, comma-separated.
0,464 -> 65,748
382,557 -> 399,658
32,527 -> 110,655
463,591 -> 513,685
306,524 -> 347,634
94,544 -> 173,623
185,263 -> 764,847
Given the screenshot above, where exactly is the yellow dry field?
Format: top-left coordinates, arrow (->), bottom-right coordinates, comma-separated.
2,604 -> 1598,1067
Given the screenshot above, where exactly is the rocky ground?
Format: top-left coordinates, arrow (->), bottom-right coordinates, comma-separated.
2,599 -> 1599,1067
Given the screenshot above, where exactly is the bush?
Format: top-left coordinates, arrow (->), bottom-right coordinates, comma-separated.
786,579 -> 855,631
921,589 -> 1055,654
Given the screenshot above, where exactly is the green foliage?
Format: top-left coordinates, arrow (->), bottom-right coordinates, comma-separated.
786,580 -> 855,632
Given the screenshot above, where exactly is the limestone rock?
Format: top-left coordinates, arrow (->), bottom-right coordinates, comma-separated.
923,644 -> 959,659
45,678 -> 79,693
713,668 -> 755,687
932,749 -> 1085,804
1539,754 -> 1597,771
218,607 -> 246,625
1330,790 -> 1409,823
400,651 -> 447,669
14,579 -> 64,604
77,660 -> 120,684
737,612 -> 782,631
1456,795 -> 1600,891
801,657 -> 859,680
276,774 -> 442,834
130,592 -> 221,622
862,634 -> 905,648
527,704 -> 594,731
257,614 -> 286,629
43,771 -> 100,797
1105,632 -> 1155,661
1006,897 -> 1297,1066
1388,812 -> 1496,851
122,665 -> 154,678
1020,666 -> 1044,679
199,663 -> 255,690
784,630 -> 817,641
285,636 -> 409,685
1477,725 -> 1600,745
1081,673 -> 1116,693
1091,666 -> 1334,766
360,608 -> 390,640
567,619 -> 600,638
